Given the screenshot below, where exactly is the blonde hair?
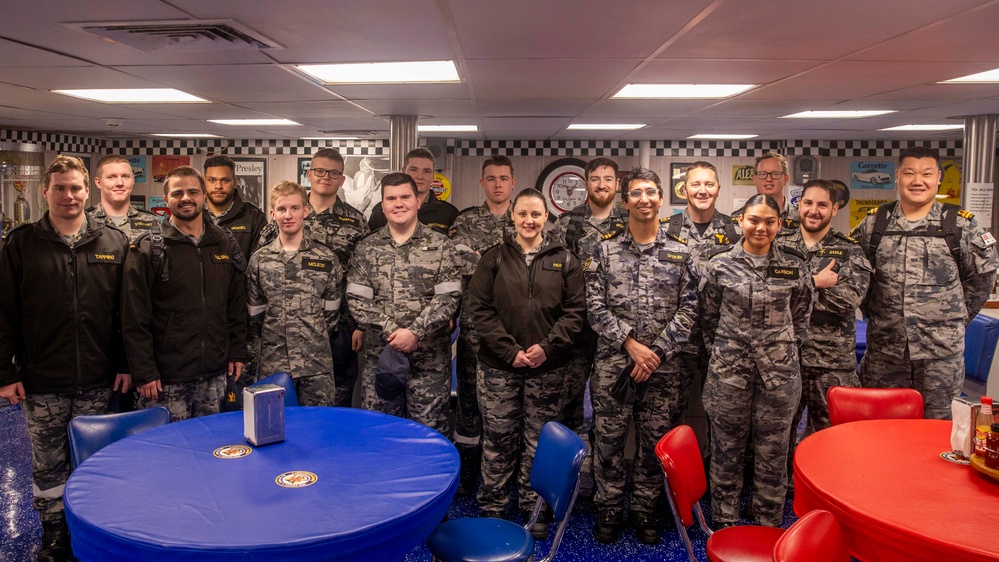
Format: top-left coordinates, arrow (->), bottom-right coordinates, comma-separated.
270,180 -> 309,208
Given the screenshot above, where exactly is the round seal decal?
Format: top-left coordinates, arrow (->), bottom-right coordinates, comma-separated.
275,471 -> 318,488
213,445 -> 252,459
535,158 -> 588,214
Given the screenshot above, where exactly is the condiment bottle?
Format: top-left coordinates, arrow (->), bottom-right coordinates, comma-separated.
975,397 -> 994,457
986,423 -> 999,470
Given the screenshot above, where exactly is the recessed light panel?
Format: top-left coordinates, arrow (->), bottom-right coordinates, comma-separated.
151,133 -> 221,138
781,110 -> 895,118
53,88 -> 208,103
688,134 -> 758,139
297,61 -> 460,84
879,124 -> 964,131
940,68 -> 999,83
567,124 -> 645,130
612,84 -> 754,99
417,125 -> 477,132
208,119 -> 300,126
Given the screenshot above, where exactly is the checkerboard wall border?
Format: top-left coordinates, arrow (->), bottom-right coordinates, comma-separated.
0,129 -> 965,158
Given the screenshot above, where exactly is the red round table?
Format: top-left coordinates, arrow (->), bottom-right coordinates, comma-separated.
794,419 -> 999,562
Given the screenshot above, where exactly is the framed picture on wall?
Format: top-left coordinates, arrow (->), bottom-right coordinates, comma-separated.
232,158 -> 267,210
298,157 -> 312,188
669,162 -> 692,206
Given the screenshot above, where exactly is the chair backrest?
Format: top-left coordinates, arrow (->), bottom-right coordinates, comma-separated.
252,372 -> 299,407
68,407 -> 171,467
827,386 -> 924,426
774,509 -> 850,562
529,421 -> 587,521
654,425 -> 707,528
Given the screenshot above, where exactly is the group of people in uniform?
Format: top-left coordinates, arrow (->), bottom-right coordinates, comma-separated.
1,143 -> 996,559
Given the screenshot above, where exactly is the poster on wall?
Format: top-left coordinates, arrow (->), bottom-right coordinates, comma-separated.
233,158 -> 266,210
849,161 -> 894,190
938,158 -> 963,206
340,156 -> 390,219
149,195 -> 167,217
298,158 -> 312,188
151,155 -> 191,183
966,182 -> 994,225
432,172 -> 452,201
127,156 -> 148,184
732,164 -> 756,187
670,162 -> 693,206
849,198 -> 894,230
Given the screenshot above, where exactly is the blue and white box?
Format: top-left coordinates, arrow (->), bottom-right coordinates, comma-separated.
244,384 -> 285,446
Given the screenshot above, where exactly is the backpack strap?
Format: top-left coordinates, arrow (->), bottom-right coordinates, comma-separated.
134,221 -> 168,282
564,208 -> 586,255
866,201 -> 897,269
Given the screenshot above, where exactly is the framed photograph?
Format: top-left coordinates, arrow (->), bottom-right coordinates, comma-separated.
670,162 -> 693,206
232,158 -> 267,210
298,157 -> 312,189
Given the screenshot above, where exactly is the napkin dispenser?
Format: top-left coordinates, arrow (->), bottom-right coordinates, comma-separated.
244,384 -> 285,446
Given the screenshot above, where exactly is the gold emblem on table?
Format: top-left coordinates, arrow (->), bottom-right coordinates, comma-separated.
276,471 -> 318,488
213,445 -> 253,459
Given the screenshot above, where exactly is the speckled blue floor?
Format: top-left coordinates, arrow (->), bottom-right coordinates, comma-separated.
0,403 -> 797,561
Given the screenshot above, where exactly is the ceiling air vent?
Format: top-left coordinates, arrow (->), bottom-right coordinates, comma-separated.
66,19 -> 282,52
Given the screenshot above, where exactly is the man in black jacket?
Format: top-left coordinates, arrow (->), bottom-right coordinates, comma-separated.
367,147 -> 459,234
203,154 -> 268,260
122,166 -> 249,421
0,155 -> 130,561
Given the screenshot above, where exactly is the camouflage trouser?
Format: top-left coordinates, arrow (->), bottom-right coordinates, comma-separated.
331,330 -> 359,408
139,375 -> 226,422
294,373 -> 336,407
360,333 -> 451,434
860,348 -> 961,420
23,389 -> 111,522
454,329 -> 482,450
702,363 -> 800,527
679,348 -> 711,464
592,353 -> 684,514
558,346 -> 594,434
801,365 -> 860,434
476,362 -> 568,513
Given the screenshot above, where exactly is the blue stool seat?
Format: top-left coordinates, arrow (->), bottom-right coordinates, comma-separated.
428,518 -> 535,562
965,313 -> 999,383
251,372 -> 299,407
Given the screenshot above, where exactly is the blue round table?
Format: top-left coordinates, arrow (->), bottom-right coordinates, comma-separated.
64,407 -> 459,561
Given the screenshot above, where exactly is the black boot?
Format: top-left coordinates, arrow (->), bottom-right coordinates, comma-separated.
456,445 -> 481,496
38,518 -> 70,562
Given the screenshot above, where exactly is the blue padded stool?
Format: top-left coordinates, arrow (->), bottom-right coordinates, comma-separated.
965,313 -> 999,385
427,421 -> 587,562
251,372 -> 299,407
68,407 -> 171,467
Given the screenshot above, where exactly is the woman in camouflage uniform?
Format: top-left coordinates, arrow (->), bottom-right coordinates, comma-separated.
699,193 -> 813,528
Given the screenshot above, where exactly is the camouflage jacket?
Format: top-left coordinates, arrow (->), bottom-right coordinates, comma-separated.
449,203 -> 515,279
851,201 -> 998,360
346,223 -> 461,341
584,227 -> 698,362
659,208 -> 738,278
89,203 -> 158,243
247,235 -> 343,379
550,204 -> 628,262
779,227 -> 871,369
700,243 -> 813,389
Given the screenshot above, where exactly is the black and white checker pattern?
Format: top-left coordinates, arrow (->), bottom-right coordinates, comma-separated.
0,129 -> 101,154
651,140 -> 787,157
455,140 -> 639,157
104,138 -> 390,156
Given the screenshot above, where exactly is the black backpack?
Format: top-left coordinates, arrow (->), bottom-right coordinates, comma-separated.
866,201 -> 970,281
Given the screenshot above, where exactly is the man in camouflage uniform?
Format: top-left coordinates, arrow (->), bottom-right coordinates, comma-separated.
449,154 -> 517,493
659,162 -> 738,438
247,181 -> 342,406
368,147 -> 459,234
550,157 -> 626,435
585,167 -> 699,545
259,148 -> 369,407
122,166 -> 248,422
347,173 -> 461,433
0,155 -> 130,561
780,180 -> 871,434
852,146 -> 998,419
89,154 -> 158,242
731,152 -> 800,229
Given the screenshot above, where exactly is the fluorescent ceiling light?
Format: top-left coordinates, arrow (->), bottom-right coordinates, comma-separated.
879,124 -> 964,131
151,133 -> 221,138
940,68 -> 999,83
781,110 -> 895,118
297,61 -> 460,84
52,88 -> 208,103
688,133 -> 758,139
417,125 -> 478,132
302,136 -> 359,140
612,83 -> 754,99
567,123 -> 645,131
208,119 -> 300,126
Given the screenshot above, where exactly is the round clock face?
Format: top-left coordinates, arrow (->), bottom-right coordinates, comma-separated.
536,158 -> 587,214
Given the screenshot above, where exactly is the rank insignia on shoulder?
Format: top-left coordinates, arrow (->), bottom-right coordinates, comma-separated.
583,257 -> 599,272
659,216 -> 671,224
958,209 -> 974,220
768,266 -> 799,279
666,233 -> 686,245
714,233 -> 731,245
868,208 -> 879,216
983,232 -> 996,247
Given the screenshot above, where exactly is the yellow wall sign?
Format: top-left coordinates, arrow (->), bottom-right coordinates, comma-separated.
432,173 -> 451,201
938,159 -> 963,206
732,165 -> 756,186
849,198 -> 894,229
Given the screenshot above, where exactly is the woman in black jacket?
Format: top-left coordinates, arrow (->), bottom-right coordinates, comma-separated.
468,188 -> 586,539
